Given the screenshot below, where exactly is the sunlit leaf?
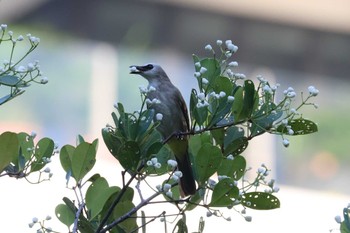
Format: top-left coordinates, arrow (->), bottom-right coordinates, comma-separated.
86,177 -> 120,220
71,141 -> 97,182
218,155 -> 246,180
113,201 -> 137,232
241,192 -> 280,210
30,137 -> 55,172
55,203 -> 75,228
117,141 -> 141,171
195,143 -> 222,185
277,118 -> 318,135
209,178 -> 239,207
0,132 -> 18,172
223,137 -> 248,156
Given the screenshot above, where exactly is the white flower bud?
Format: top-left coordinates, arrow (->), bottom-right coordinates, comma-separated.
227,96 -> 235,102
174,171 -> 183,178
166,190 -> 173,198
197,92 -> 205,100
202,78 -> 209,84
195,62 -> 201,68
154,162 -> 161,169
219,91 -> 226,98
228,61 -> 238,67
244,216 -> 252,222
204,44 -> 213,51
308,85 -> 319,96
194,72 -> 201,78
282,139 -> 290,147
163,183 -> 171,192
227,154 -> 234,160
167,159 -> 177,168
151,157 -> 158,165
44,167 -> 51,173
216,40 -> 223,46
199,67 -> 207,74
334,215 -> 342,224
32,217 -> 38,223
156,113 -> 163,121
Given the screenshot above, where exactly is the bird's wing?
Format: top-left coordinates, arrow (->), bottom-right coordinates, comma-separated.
177,93 -> 190,132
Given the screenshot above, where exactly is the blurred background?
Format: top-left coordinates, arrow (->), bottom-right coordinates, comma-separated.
0,0 -> 349,232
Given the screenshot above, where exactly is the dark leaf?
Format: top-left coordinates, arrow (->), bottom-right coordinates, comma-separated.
241,192 -> 280,210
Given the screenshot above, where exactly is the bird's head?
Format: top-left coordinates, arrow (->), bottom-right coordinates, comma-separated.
129,63 -> 169,83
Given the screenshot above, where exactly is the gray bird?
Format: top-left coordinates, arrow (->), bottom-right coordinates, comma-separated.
130,63 -> 196,196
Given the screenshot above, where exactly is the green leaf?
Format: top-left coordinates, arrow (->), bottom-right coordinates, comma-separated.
344,208 -> 350,231
71,141 -> 97,182
136,109 -> 155,139
250,103 -> 283,137
209,178 -> 239,207
223,136 -> 248,156
113,201 -> 137,232
241,80 -> 257,119
190,89 -> 207,126
118,141 -> 141,171
86,177 -> 120,220
59,144 -> 75,173
55,203 -> 75,228
210,128 -> 225,146
194,143 -> 222,185
277,118 -> 318,135
218,155 -> 246,180
17,132 -> 34,160
199,58 -> 220,83
185,188 -> 204,211
30,137 -> 55,172
231,87 -> 244,121
0,75 -> 22,87
102,127 -> 123,160
0,132 -> 18,172
0,94 -> 12,105
241,192 -> 280,210
212,76 -> 233,96
173,217 -> 188,233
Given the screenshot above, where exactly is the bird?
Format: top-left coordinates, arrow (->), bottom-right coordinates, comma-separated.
130,63 -> 196,197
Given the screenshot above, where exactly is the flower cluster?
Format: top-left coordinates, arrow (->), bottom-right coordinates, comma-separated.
28,215 -> 52,232
0,24 -> 47,105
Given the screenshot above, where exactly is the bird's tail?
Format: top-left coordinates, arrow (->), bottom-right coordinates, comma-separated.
177,150 -> 196,197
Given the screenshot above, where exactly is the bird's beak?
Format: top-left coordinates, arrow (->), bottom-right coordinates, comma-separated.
129,65 -> 148,74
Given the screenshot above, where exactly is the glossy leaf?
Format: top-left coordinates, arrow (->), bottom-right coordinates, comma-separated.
117,141 -> 141,171
0,132 -> 18,172
59,144 -> 75,174
55,203 -> 75,228
344,208 -> 350,231
113,201 -> 137,232
199,58 -> 220,83
218,155 -> 246,180
241,192 -> 280,210
30,137 -> 55,172
223,137 -> 248,156
190,89 -> 208,126
71,140 -> 97,182
277,118 -> 318,135
209,178 -> 239,207
195,143 -> 222,185
0,94 -> 11,105
250,103 -> 283,137
17,132 -> 34,160
0,75 -> 21,86
102,127 -> 123,160
86,177 -> 120,220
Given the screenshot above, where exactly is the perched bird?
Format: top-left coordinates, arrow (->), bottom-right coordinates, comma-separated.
130,63 -> 196,196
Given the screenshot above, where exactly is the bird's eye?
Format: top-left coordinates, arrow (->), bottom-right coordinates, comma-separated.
146,64 -> 154,70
